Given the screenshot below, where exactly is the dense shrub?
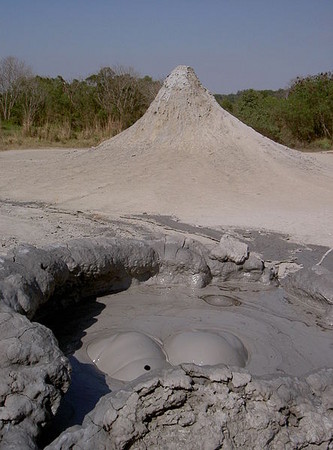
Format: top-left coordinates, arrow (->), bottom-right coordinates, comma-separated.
215,73 -> 333,149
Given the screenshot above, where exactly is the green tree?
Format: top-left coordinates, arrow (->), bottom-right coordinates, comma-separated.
234,89 -> 283,142
282,73 -> 333,142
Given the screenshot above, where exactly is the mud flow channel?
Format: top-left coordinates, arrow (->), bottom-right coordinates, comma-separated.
45,281 -> 333,438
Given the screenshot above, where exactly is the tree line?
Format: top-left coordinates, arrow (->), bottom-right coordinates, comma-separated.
0,55 -> 332,150
215,72 -> 333,149
0,56 -> 161,147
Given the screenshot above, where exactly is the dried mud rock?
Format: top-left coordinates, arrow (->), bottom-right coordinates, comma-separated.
284,265 -> 333,307
0,305 -> 70,449
151,235 -> 269,286
207,236 -> 270,283
45,238 -> 159,304
0,245 -> 69,319
284,264 -> 333,327
46,365 -> 333,450
0,238 -> 159,318
151,236 -> 211,287
0,236 -> 233,321
211,234 -> 249,265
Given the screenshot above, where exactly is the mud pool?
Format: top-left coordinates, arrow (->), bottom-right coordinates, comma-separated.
48,281 -> 333,435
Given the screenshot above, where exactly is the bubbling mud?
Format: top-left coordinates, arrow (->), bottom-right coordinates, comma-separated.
44,281 -> 333,439
200,294 -> 241,307
74,283 -> 333,386
87,331 -> 167,381
164,330 -> 247,367
88,329 -> 247,381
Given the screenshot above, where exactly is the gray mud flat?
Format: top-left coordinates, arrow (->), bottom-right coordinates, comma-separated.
84,284 -> 333,377
47,281 -> 333,436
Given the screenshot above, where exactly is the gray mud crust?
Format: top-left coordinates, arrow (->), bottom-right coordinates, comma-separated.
0,306 -> 70,450
0,234 -> 332,448
46,365 -> 333,450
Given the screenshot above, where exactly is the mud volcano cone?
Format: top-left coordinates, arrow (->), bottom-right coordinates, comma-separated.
97,65 -> 312,175
99,65 -> 292,156
99,65 -> 239,151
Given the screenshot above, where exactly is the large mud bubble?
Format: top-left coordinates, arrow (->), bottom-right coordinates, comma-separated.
0,234 -> 332,449
87,329 -> 247,382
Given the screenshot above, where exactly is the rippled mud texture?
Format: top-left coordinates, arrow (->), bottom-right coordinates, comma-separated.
0,235 -> 333,449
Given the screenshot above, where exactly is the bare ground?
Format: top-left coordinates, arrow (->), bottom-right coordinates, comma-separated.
0,66 -> 332,250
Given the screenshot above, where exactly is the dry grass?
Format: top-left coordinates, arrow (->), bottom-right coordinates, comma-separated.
1,121 -> 332,153
0,121 -> 122,151
294,138 -> 333,153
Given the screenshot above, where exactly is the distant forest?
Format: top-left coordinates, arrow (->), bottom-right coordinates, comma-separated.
0,56 -> 332,150
215,72 -> 333,150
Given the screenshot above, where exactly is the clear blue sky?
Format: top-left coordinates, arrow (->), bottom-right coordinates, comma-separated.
1,0 -> 332,93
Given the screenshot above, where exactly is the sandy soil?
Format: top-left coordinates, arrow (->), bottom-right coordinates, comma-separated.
0,66 -> 332,250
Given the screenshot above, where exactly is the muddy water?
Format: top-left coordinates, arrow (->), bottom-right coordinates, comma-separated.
80,283 -> 333,380
49,282 -> 333,434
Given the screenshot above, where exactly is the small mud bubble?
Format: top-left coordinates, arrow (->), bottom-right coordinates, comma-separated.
200,294 -> 241,307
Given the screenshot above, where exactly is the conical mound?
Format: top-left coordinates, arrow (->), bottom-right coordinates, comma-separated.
97,65 -> 306,169
98,65 -> 232,151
